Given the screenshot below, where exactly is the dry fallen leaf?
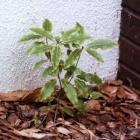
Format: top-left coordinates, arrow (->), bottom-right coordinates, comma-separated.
108,80 -> 123,86
0,89 -> 40,102
0,80 -> 139,140
100,84 -> 118,99
14,128 -> 48,139
99,114 -> 114,123
85,100 -> 101,111
117,86 -> 138,101
120,107 -> 140,120
107,122 -> 116,129
86,114 -> 98,123
7,113 -> 21,127
0,105 -> 6,112
57,126 -> 71,135
95,123 -> 106,132
127,128 -> 140,138
120,132 -> 126,140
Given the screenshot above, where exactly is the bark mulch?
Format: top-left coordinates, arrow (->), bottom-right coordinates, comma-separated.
0,80 -> 140,140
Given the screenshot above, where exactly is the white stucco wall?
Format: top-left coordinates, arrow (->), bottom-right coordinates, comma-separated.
0,0 -> 122,93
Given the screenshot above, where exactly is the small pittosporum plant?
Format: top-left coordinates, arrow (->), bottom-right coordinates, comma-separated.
19,19 -> 116,114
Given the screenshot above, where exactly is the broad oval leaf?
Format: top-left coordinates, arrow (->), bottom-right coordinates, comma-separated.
64,65 -> 76,80
43,19 -> 52,32
75,79 -> 89,98
63,107 -> 75,117
74,99 -> 86,113
86,47 -> 104,63
91,74 -> 102,84
26,42 -> 52,55
63,33 -> 91,45
89,91 -> 102,100
34,60 -> 47,70
63,81 -> 78,105
42,67 -> 53,78
51,46 -> 61,69
40,79 -> 56,101
30,28 -> 54,40
76,22 -> 85,34
42,66 -> 58,78
59,60 -> 64,72
77,71 -> 102,84
61,22 -> 85,42
64,71 -> 73,80
19,34 -> 42,42
45,52 -> 51,60
61,25 -> 78,41
87,39 -> 116,50
64,48 -> 82,69
74,67 -> 82,75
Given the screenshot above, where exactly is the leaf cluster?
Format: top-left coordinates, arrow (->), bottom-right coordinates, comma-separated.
20,19 -> 116,115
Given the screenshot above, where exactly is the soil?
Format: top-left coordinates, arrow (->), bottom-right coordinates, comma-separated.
0,80 -> 140,140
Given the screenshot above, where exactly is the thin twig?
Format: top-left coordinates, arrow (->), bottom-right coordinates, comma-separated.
53,107 -> 58,123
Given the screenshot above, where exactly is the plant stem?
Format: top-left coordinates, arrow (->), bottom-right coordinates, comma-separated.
58,72 -> 63,90
69,46 -> 84,83
45,38 -> 48,45
45,37 -> 62,90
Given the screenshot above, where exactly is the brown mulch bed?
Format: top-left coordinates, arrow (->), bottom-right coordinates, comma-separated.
0,80 -> 140,140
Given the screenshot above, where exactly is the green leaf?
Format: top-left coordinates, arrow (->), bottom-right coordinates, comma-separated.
43,19 -> 52,32
90,91 -> 102,100
61,22 -> 90,45
63,81 -> 78,105
42,66 -> 58,78
72,44 -> 80,48
76,22 -> 85,34
19,34 -> 42,42
74,67 -> 82,75
26,42 -> 51,55
59,60 -> 64,72
86,47 -> 104,63
67,49 -> 72,55
77,71 -> 102,84
64,48 -> 82,69
63,107 -> 75,117
45,52 -> 51,60
63,33 -> 91,45
74,99 -> 86,113
51,46 -> 61,69
40,79 -> 56,101
75,79 -> 89,98
64,65 -> 76,80
34,60 -> 47,70
55,36 -> 61,43
91,74 -> 102,84
30,28 -> 53,40
61,26 -> 77,40
61,22 -> 84,40
42,67 -> 53,78
64,71 -> 73,80
87,39 -> 116,50
63,44 -> 70,49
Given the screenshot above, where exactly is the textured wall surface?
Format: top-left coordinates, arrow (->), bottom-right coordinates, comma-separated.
0,0 -> 122,92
